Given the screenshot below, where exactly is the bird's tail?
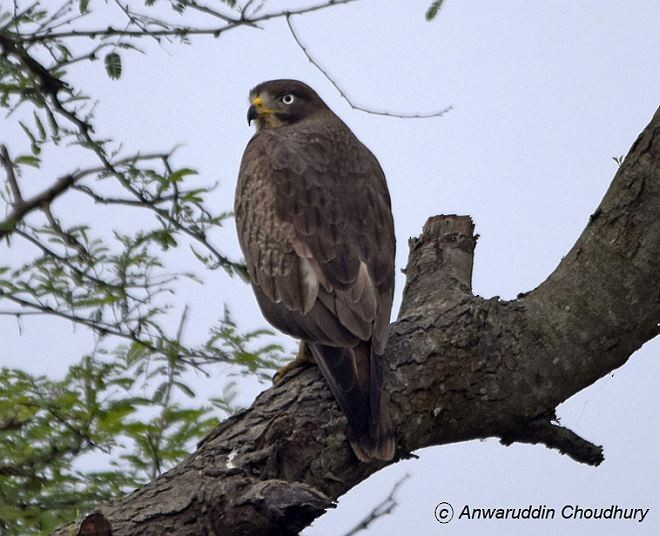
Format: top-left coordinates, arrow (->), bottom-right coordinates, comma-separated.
308,342 -> 395,462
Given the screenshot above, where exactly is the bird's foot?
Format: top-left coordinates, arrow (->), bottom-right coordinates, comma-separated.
273,341 -> 314,384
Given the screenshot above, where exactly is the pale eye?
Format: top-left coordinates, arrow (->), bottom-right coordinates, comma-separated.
281,94 -> 295,105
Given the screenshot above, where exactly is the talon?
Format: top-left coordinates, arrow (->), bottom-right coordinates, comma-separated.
272,368 -> 287,385
272,341 -> 314,384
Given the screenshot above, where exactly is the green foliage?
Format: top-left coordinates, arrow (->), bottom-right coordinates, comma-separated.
104,52 -> 122,80
0,364 -> 131,534
0,347 -> 252,535
0,1 -> 295,534
425,0 -> 445,21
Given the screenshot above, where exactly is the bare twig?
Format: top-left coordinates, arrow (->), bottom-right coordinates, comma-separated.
0,152 -> 170,239
20,0 -> 360,42
286,15 -> 452,119
178,0 -> 237,24
41,203 -> 90,257
3,1 -> 40,32
241,0 -> 260,18
71,184 -> 179,207
52,43 -> 116,69
342,474 -> 411,536
0,310 -> 44,316
32,0 -> 74,37
111,0 -> 169,47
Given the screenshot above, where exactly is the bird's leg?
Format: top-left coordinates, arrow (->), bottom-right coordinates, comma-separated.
273,341 -> 314,384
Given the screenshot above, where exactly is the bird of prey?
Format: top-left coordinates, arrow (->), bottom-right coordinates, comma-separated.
235,79 -> 395,462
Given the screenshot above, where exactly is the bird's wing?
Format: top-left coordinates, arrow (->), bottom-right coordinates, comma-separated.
254,120 -> 395,349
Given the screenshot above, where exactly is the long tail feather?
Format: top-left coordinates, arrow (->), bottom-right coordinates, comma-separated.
308,342 -> 394,462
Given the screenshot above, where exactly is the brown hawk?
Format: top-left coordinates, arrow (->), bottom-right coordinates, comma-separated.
235,79 -> 395,462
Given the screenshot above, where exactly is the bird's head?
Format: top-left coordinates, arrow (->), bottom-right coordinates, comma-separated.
247,79 -> 329,130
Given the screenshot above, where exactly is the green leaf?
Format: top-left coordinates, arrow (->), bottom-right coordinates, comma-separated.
33,111 -> 47,140
173,380 -> 195,399
168,168 -> 198,183
182,188 -> 206,203
125,342 -> 151,364
73,295 -> 119,307
15,155 -> 41,168
153,382 -> 169,404
80,0 -> 90,13
104,52 -> 122,80
425,0 -> 445,21
98,403 -> 135,433
18,121 -> 37,146
152,229 -> 177,249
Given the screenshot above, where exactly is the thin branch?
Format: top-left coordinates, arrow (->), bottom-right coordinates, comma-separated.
0,31 -> 68,97
178,0 -> 237,24
1,172 -> 75,238
2,1 -> 39,32
111,0 -> 168,47
32,0 -> 74,37
342,474 -> 411,536
34,10 -> 89,37
286,15 -> 452,119
41,80 -> 240,273
0,310 -> 45,316
112,0 -> 151,31
0,289 -> 175,363
71,184 -> 179,207
241,0 -> 260,18
0,152 -> 170,239
0,144 -> 23,205
19,0 -> 361,42
53,43 -> 117,69
147,306 -> 191,479
0,285 -> 236,370
41,203 -> 89,257
13,228 -> 153,298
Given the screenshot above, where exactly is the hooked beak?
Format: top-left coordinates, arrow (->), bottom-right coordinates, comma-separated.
247,104 -> 258,125
247,95 -> 273,126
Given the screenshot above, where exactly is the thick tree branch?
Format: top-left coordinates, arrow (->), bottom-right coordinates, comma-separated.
499,413 -> 604,466
53,110 -> 659,535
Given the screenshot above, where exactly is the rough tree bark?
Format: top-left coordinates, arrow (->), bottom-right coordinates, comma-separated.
57,109 -> 660,535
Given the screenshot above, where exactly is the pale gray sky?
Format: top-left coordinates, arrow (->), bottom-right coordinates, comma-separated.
1,1 -> 659,534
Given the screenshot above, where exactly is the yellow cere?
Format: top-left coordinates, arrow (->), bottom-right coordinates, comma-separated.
251,95 -> 273,114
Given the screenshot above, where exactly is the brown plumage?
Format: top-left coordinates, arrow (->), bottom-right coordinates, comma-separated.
235,79 -> 395,462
